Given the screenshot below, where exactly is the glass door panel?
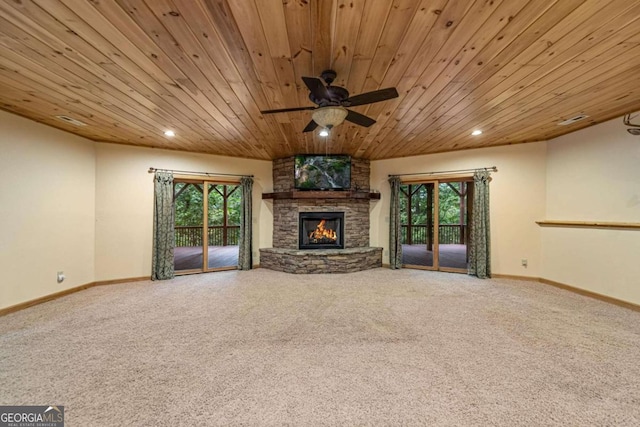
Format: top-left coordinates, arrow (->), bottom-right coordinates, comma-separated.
206,184 -> 240,270
437,181 -> 468,270
174,182 -> 204,272
401,183 -> 436,268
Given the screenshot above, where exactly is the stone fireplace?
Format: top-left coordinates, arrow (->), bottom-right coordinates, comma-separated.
260,157 -> 382,273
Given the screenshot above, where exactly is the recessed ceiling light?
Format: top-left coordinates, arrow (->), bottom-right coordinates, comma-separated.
55,115 -> 87,127
471,129 -> 482,136
164,130 -> 175,137
319,129 -> 329,137
557,114 -> 589,126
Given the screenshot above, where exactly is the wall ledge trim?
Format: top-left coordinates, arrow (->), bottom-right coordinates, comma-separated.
536,220 -> 640,230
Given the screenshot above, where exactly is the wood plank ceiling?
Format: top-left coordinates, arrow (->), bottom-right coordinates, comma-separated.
1,0 -> 640,160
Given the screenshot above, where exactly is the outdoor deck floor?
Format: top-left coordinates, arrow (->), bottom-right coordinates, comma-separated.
174,245 -> 239,271
176,244 -> 466,271
402,244 -> 467,270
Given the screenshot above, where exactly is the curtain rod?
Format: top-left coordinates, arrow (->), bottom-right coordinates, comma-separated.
389,166 -> 497,178
148,167 -> 253,178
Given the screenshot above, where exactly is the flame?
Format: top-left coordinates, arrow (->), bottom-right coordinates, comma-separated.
309,219 -> 337,242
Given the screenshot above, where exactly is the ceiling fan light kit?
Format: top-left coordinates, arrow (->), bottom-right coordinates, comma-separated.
312,106 -> 348,129
260,69 -> 398,133
623,113 -> 640,135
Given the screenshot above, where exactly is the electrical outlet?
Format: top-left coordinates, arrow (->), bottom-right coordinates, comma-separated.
57,271 -> 65,283
521,259 -> 528,268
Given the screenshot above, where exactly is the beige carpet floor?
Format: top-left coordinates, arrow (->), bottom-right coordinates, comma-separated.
1,269 -> 639,426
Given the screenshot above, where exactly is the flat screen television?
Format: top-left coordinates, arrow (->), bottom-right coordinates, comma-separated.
294,155 -> 351,190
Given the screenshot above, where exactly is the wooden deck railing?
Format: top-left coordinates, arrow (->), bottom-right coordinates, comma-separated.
175,225 -> 240,247
401,224 -> 466,245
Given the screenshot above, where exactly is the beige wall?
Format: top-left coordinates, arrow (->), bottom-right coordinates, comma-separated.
370,142 -> 548,278
0,111 -> 96,309
95,143 -> 273,281
542,116 -> 640,304
3,106 -> 639,309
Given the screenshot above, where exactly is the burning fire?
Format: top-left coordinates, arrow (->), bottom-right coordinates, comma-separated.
309,219 -> 337,242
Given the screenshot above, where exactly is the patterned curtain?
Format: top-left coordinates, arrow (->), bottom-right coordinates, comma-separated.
238,176 -> 253,270
388,176 -> 403,269
152,171 -> 175,280
469,170 -> 491,279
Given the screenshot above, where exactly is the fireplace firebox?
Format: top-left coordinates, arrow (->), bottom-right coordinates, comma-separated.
299,212 -> 345,249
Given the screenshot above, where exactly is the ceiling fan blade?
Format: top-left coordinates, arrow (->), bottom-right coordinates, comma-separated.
260,106 -> 316,114
345,109 -> 376,127
302,120 -> 319,133
302,76 -> 330,101
345,87 -> 399,107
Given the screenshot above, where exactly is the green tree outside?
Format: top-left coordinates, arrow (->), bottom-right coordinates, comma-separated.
400,183 -> 462,226
174,183 -> 241,226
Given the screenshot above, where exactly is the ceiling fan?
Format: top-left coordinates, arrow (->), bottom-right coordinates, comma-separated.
623,113 -> 640,135
260,70 -> 399,133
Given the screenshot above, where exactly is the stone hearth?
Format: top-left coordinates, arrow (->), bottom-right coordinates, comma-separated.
260,156 -> 382,273
260,247 -> 382,274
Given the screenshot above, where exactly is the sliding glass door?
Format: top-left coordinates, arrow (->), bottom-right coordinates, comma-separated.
173,180 -> 239,274
400,183 -> 435,268
400,178 -> 472,272
206,183 -> 240,270
174,181 -> 204,272
436,181 -> 470,272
